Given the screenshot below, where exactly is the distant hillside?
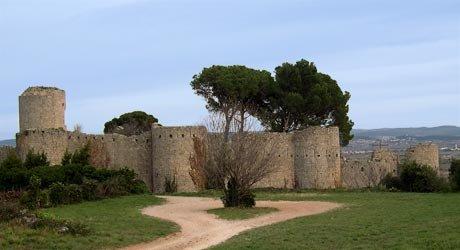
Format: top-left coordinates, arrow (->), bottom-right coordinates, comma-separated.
353,126 -> 460,140
0,139 -> 15,147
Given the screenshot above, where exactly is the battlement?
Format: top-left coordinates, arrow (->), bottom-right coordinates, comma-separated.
14,86 -> 439,192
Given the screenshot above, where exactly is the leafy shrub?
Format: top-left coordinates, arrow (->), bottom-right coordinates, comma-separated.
81,179 -> 98,201
23,151 -> 49,169
71,145 -> 91,166
49,182 -> 66,206
19,176 -> 43,210
1,153 -> 22,169
61,150 -> 72,166
130,179 -> 149,194
61,164 -> 96,184
0,201 -> 25,222
30,213 -> 91,236
0,167 -> 29,191
96,176 -> 129,197
381,174 -> 402,191
60,145 -> 91,166
449,159 -> 460,191
91,168 -> 116,182
221,177 -> 255,208
66,184 -> 83,204
0,153 -> 28,191
29,165 -> 65,188
399,162 -> 442,192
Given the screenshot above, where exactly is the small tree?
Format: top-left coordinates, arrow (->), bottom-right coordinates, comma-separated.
191,65 -> 273,140
254,59 -> 354,146
23,151 -> 49,169
204,113 -> 276,207
104,111 -> 159,136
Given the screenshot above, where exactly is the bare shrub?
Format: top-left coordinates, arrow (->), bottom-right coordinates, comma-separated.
204,112 -> 276,207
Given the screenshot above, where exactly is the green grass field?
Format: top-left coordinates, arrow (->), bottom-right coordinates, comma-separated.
1,191 -> 459,249
0,194 -> 178,250
209,190 -> 460,249
208,207 -> 278,220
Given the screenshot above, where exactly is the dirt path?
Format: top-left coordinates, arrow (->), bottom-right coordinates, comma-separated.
124,196 -> 340,250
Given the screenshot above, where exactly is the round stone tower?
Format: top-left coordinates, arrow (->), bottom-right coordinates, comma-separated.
293,126 -> 341,189
405,143 -> 439,173
151,126 -> 207,193
19,86 -> 66,132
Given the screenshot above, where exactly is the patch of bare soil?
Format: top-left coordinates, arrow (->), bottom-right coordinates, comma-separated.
123,196 -> 340,250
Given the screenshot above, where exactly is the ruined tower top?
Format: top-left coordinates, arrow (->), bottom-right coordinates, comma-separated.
19,86 -> 66,132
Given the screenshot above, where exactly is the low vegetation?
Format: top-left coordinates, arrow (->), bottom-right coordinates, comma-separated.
0,195 -> 178,249
208,207 -> 278,220
382,161 -> 457,192
201,190 -> 460,249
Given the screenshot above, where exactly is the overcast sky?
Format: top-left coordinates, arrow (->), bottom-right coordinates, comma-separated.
0,0 -> 459,140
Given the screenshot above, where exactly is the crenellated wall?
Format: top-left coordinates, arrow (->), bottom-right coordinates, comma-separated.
151,126 -> 207,193
16,129 -> 152,190
14,86 -> 440,193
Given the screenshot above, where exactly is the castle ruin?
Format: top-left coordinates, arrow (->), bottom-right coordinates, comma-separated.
13,86 -> 440,192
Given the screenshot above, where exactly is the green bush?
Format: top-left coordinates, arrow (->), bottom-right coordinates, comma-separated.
97,176 -> 129,197
61,164 -> 95,184
66,184 -> 83,204
81,179 -> 98,201
221,177 -> 255,208
130,179 -> 149,194
60,145 -> 91,166
399,162 -> 442,192
449,159 -> 460,191
0,167 -> 29,190
1,153 -> 22,169
29,165 -> 65,188
23,151 -> 49,169
70,145 -> 91,166
49,182 -> 66,206
20,176 -> 43,210
0,153 -> 28,191
381,174 -> 402,191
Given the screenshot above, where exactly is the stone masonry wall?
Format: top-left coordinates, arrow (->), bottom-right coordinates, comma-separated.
405,143 -> 439,173
341,148 -> 399,188
19,87 -> 66,132
0,146 -> 16,163
251,133 -> 295,189
293,127 -> 341,189
151,126 -> 207,193
16,129 -> 152,190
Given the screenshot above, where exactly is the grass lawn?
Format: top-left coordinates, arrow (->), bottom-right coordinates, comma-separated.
0,194 -> 178,250
179,190 -> 460,250
208,207 -> 278,220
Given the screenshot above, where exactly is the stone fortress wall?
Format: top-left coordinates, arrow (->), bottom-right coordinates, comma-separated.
341,143 -> 440,189
16,128 -> 153,190
19,87 -> 66,132
0,146 -> 15,163
13,86 -> 440,192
